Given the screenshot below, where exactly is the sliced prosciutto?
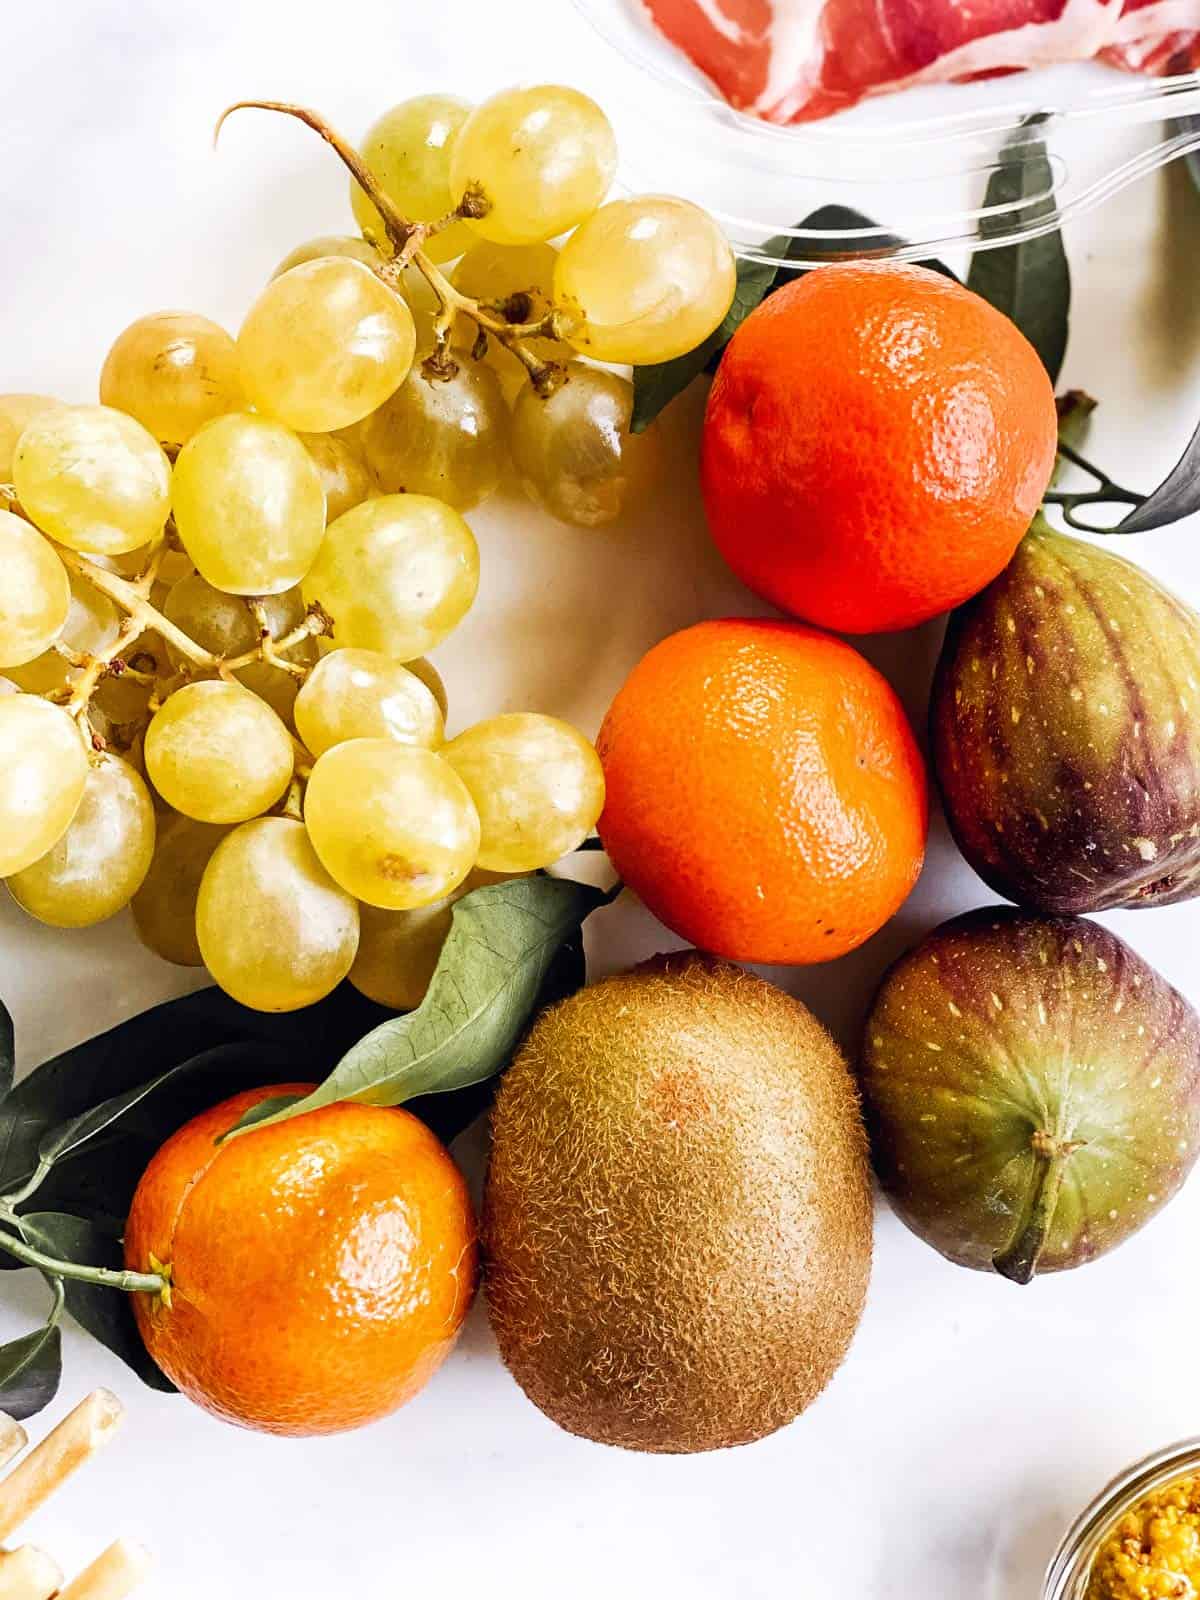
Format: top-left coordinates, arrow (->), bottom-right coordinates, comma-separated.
640,0 -> 1200,122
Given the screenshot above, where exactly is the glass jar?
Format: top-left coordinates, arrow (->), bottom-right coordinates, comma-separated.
1044,1439 -> 1200,1599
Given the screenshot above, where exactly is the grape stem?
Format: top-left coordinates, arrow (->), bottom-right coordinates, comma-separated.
56,548 -> 220,672
278,774 -> 307,819
218,601 -> 328,682
54,550 -> 326,738
62,612 -> 146,734
214,100 -> 568,397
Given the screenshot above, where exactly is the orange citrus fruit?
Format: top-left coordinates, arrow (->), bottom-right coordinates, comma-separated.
596,618 -> 927,964
125,1084 -> 477,1436
701,262 -> 1058,634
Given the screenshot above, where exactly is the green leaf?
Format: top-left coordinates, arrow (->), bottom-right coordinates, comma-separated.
1116,418 -> 1200,534
631,241 -> 789,432
629,206 -> 957,433
0,1322 -> 61,1420
785,205 -> 958,284
17,1213 -> 174,1395
0,984 -> 388,1207
405,929 -> 586,1145
0,1003 -> 13,1103
228,877 -> 606,1138
35,1041 -> 293,1172
967,115 -> 1071,383
240,936 -> 586,1148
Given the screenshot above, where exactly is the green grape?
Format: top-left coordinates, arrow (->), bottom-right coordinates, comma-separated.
0,511 -> 70,668
304,740 -> 479,909
237,259 -> 415,434
144,680 -> 294,824
97,722 -> 150,793
131,812 -> 228,966
294,648 -> 443,757
510,363 -> 642,527
452,239 -> 558,317
196,817 -> 359,1012
0,696 -> 88,875
450,240 -> 569,391
347,866 -> 514,1010
352,95 -> 475,264
238,646 -> 317,728
271,235 -> 380,278
7,571 -> 121,696
91,634 -> 162,734
359,362 -> 508,511
554,196 -> 736,365
13,405 -> 171,556
302,494 -> 478,661
171,413 -> 326,595
450,86 -> 616,246
443,712 -> 605,871
162,572 -> 302,664
299,432 -> 376,522
0,394 -> 63,478
348,898 -> 455,1011
94,543 -> 189,585
400,266 -> 444,359
7,753 -> 155,927
99,311 -> 244,449
154,546 -> 195,587
403,656 -> 448,719
162,573 -> 315,724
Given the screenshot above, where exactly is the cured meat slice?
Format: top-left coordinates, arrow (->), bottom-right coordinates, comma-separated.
640,0 -> 1200,122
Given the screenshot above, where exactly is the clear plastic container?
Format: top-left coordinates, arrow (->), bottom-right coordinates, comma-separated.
572,0 -> 1200,266
1043,1438 -> 1200,1599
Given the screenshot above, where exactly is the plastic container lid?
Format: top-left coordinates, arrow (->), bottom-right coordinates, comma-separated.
572,0 -> 1200,265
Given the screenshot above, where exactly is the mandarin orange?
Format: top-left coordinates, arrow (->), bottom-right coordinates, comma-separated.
701,262 -> 1058,634
596,618 -> 927,964
125,1083 -> 477,1436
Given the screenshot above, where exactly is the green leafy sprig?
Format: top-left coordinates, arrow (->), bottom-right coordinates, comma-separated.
631,204 -> 955,433
0,871 -> 607,1419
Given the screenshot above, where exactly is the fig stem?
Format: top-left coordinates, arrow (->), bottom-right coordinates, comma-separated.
992,1130 -> 1083,1285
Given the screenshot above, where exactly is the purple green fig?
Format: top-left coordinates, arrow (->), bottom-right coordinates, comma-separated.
860,908 -> 1200,1283
932,518 -> 1200,914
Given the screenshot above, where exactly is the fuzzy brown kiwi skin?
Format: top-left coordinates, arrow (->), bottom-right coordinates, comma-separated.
860,908 -> 1200,1283
932,522 -> 1200,915
483,950 -> 873,1455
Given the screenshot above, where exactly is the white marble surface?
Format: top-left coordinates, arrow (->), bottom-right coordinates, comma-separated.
2,4 -> 1200,1596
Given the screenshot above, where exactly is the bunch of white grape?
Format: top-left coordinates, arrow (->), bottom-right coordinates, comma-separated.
271,85 -> 736,523
0,83 -> 734,1013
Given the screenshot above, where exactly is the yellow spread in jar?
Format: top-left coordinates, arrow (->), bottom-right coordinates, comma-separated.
1088,1475 -> 1200,1599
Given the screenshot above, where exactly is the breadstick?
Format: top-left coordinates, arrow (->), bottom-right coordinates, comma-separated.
58,1539 -> 152,1600
0,1419 -> 26,1473
0,1544 -> 63,1600
0,1391 -> 123,1544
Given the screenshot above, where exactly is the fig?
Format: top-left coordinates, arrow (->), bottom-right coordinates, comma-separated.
860,908 -> 1200,1283
932,519 -> 1200,914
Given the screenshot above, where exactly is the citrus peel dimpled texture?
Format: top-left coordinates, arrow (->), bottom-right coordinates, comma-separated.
125,1085 -> 478,1436
700,262 -> 1058,634
596,617 -> 928,964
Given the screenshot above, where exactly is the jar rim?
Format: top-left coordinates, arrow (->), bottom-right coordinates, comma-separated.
1044,1437 -> 1200,1599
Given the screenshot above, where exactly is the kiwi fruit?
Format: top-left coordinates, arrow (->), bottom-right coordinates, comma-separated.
483,951 -> 873,1454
